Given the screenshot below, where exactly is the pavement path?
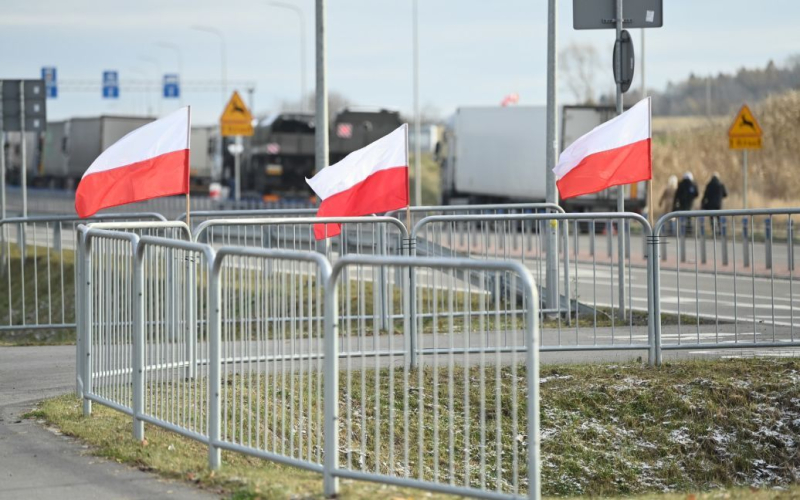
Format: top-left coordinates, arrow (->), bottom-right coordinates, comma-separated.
0,345 -> 217,500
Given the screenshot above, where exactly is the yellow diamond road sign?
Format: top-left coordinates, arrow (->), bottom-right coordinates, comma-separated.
728,104 -> 762,150
220,91 -> 254,137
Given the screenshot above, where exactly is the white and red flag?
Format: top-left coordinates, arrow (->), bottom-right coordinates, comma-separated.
554,97 -> 651,200
306,123 -> 409,239
75,107 -> 191,218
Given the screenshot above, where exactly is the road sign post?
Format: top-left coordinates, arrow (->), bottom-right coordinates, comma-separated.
163,74 -> 180,99
41,67 -> 57,98
102,71 -> 119,99
574,0 -> 662,320
220,91 -> 254,202
728,104 -> 762,209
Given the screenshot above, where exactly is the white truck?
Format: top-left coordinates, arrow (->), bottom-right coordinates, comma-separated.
440,105 -> 646,212
42,116 -> 155,189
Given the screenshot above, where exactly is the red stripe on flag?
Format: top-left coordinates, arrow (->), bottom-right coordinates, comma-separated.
556,138 -> 651,200
314,165 -> 409,239
75,149 -> 189,218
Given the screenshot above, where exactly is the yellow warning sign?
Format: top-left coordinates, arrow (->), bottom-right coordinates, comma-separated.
728,104 -> 762,150
220,91 -> 254,137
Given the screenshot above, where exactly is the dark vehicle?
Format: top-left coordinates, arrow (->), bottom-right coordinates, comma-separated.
329,108 -> 402,163
247,113 -> 316,198
247,108 -> 402,200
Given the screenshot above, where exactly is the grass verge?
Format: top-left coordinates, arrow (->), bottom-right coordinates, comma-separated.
30,357 -> 800,499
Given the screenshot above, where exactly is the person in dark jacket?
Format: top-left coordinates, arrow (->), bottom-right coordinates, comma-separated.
673,172 -> 698,211
701,172 -> 727,234
701,172 -> 727,210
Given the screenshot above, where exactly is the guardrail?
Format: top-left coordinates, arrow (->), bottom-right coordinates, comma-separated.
76,230 -> 542,500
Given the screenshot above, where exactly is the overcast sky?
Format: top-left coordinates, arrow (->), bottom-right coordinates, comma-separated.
2,0 -> 798,125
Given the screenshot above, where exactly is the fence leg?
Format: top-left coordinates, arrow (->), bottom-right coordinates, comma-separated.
406,237 -> 417,369
765,219 -> 772,270
208,261 -> 221,470
82,235 -> 93,417
75,231 -> 84,397
789,219 -> 795,272
647,232 -> 658,367
185,255 -> 197,380
721,217 -> 729,267
742,217 -> 750,268
679,217 -> 687,264
562,221 -> 570,325
323,274 -> 340,497
133,242 -> 145,441
700,217 -> 707,265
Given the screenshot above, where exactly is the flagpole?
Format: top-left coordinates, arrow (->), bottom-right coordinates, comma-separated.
647,98 -> 654,227
404,123 -> 411,230
186,106 -> 192,234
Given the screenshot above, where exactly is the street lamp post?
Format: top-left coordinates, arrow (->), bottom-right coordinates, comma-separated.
138,56 -> 162,115
191,25 -> 228,106
412,0 -> 421,206
268,1 -> 307,112
156,41 -> 184,106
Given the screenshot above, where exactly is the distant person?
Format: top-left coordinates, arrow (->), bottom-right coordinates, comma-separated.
701,172 -> 728,211
673,172 -> 698,211
701,172 -> 727,234
658,175 -> 678,218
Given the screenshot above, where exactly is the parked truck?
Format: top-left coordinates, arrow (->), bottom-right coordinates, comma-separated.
440,105 -> 646,212
41,115 -> 154,189
246,107 -> 402,200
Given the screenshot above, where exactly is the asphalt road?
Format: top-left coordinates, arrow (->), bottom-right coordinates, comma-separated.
0,345 -> 217,500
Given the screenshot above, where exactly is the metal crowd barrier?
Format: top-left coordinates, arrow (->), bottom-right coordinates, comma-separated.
76,229 -> 541,500
653,208 -> 800,360
0,213 -> 166,338
412,212 -> 656,364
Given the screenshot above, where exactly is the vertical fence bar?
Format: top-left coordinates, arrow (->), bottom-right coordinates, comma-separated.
699,216 -> 707,265
133,240 -> 145,441
82,232 -> 93,417
721,217 -> 729,267
742,217 -> 750,268
679,217 -> 687,264
323,266 -> 339,497
765,218 -> 772,269
789,218 -> 795,271
208,256 -> 222,470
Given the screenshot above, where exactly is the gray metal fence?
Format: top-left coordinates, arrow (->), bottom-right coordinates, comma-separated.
76,230 -> 541,500
0,213 -> 166,338
653,208 -> 800,360
412,212 -> 656,364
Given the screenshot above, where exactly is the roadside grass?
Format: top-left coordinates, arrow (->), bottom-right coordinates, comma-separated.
31,357 -> 800,498
0,246 -> 76,346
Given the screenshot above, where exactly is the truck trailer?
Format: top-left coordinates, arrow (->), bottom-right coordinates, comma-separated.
42,115 -> 155,189
440,105 -> 646,212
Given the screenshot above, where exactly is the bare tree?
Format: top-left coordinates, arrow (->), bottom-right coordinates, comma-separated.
559,42 -> 603,104
280,91 -> 354,115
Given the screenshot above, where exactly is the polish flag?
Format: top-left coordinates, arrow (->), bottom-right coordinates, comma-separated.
75,107 -> 190,218
306,123 -> 409,239
554,97 -> 651,200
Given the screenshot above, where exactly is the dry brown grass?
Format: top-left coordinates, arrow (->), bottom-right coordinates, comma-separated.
652,90 -> 800,210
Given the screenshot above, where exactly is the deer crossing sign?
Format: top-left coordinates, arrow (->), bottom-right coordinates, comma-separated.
728,104 -> 762,150
220,91 -> 254,137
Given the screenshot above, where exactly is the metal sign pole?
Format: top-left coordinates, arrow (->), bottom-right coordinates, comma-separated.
0,81 -> 5,221
544,0 -> 559,312
314,0 -> 329,177
615,0 -> 626,319
742,149 -> 748,209
19,81 -> 27,218
234,135 -> 242,202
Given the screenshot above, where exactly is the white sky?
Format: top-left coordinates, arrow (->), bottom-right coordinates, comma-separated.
1,0 -> 798,125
